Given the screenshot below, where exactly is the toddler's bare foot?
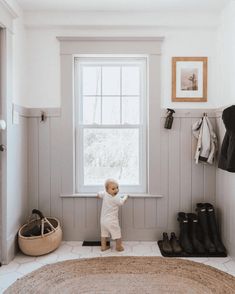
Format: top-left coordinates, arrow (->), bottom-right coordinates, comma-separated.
116,245 -> 124,251
116,238 -> 124,251
101,245 -> 110,251
101,237 -> 110,251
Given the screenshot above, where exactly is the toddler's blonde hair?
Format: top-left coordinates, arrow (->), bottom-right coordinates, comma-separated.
104,178 -> 119,191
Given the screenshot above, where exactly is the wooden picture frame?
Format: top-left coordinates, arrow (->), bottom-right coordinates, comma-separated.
172,57 -> 207,102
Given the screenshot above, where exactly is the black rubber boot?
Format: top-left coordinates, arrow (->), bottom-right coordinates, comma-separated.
177,212 -> 193,254
162,232 -> 173,254
205,203 -> 226,253
196,203 -> 216,253
170,232 -> 182,254
187,213 -> 205,253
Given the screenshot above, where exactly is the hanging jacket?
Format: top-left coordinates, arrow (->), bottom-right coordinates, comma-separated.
218,105 -> 235,172
192,115 -> 217,164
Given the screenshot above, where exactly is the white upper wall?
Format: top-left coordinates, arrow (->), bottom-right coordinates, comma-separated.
23,11 -> 219,28
23,10 -> 220,108
8,0 -> 233,108
16,0 -> 229,13
25,26 -> 218,109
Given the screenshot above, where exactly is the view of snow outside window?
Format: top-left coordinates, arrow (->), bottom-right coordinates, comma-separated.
76,57 -> 146,190
84,129 -> 139,185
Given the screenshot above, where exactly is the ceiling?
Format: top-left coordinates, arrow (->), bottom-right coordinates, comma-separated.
16,0 -> 230,12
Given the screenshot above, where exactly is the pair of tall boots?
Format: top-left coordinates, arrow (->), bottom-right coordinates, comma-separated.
177,212 -> 204,254
196,203 -> 226,253
178,203 -> 226,254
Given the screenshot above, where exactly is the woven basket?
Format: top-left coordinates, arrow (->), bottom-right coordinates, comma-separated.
18,217 -> 62,256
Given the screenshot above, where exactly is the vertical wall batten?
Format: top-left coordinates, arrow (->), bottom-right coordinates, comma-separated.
157,118 -> 169,229
28,118 -> 39,212
75,198 -> 85,230
133,199 -> 145,229
180,118 -> 192,213
190,117 -> 193,212
121,198 -> 133,230
178,119 -> 182,212
62,198 -> 74,240
97,199 -> 102,227
38,118 -> 51,216
145,198 -> 157,229
49,119 -> 51,215
191,118 -> 204,209
168,118 -> 181,231
86,198 -> 98,229
50,117 -> 63,220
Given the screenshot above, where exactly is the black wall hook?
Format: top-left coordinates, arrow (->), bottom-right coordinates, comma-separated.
41,111 -> 46,122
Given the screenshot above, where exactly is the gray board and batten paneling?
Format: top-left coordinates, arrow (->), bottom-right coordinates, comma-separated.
26,107 -> 217,241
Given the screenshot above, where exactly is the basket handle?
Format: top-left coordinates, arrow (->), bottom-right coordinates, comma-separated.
45,217 -> 56,231
32,209 -> 45,219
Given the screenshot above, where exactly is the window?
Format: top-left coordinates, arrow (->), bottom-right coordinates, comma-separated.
75,56 -> 147,193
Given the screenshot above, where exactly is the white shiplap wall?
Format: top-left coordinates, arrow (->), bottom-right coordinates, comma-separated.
27,109 -> 217,241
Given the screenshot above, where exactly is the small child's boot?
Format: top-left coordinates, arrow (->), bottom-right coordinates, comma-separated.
101,237 -> 110,251
116,238 -> 124,251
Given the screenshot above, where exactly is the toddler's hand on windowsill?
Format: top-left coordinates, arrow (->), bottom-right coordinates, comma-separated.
123,195 -> 129,202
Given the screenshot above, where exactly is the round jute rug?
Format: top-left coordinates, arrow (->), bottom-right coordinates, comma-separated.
5,256 -> 235,293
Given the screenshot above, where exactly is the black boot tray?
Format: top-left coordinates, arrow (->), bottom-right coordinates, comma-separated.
158,240 -> 227,257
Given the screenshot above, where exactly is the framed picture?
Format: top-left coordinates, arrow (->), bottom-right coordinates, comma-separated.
172,57 -> 207,102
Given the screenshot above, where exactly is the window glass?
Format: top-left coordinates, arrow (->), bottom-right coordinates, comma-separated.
102,66 -> 120,95
122,66 -> 140,95
82,66 -> 101,95
102,97 -> 120,124
83,96 -> 101,124
122,97 -> 140,124
83,128 -> 139,185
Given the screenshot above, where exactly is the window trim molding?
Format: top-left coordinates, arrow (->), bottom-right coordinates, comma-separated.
59,37 -> 162,197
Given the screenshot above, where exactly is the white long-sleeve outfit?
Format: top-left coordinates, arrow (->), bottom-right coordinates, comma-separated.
98,191 -> 127,240
192,115 -> 217,164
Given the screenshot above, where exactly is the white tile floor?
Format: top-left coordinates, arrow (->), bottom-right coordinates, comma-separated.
1,241 -> 235,293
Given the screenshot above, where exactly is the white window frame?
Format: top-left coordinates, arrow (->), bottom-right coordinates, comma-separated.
74,56 -> 148,193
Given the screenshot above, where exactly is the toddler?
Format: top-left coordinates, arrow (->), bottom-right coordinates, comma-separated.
97,178 -> 128,251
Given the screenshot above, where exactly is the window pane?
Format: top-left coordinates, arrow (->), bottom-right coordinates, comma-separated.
102,67 -> 120,95
102,97 -> 120,124
83,128 -> 139,185
82,66 -> 101,95
83,97 -> 101,124
122,97 -> 140,124
122,66 -> 140,95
